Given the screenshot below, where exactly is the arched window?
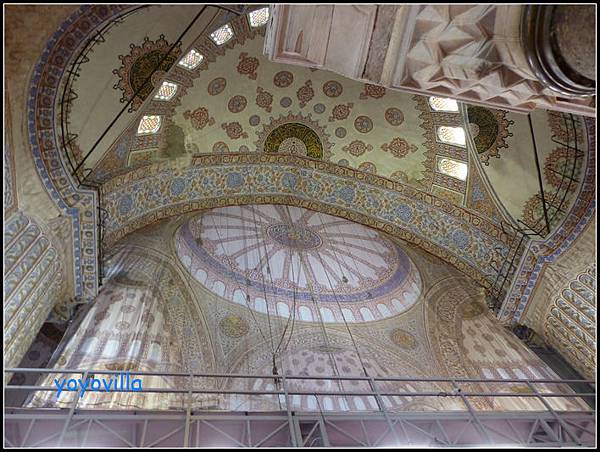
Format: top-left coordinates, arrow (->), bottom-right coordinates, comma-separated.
127,340 -> 142,358
178,49 -> 204,70
377,304 -> 391,317
341,308 -> 356,322
428,96 -> 459,112
277,302 -> 290,318
194,268 -> 207,284
254,297 -> 268,313
137,115 -> 161,135
391,298 -> 404,312
359,307 -> 375,322
102,339 -> 120,358
320,307 -> 335,323
438,158 -> 468,180
437,126 -> 466,146
233,289 -> 247,305
248,7 -> 269,27
81,337 -> 98,355
212,280 -> 226,297
339,398 -> 350,411
299,306 -> 313,322
149,343 -> 161,361
210,23 -> 234,45
154,81 -> 178,101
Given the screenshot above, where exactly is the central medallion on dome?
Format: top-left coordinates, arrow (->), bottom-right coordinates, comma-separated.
176,204 -> 422,323
266,223 -> 322,249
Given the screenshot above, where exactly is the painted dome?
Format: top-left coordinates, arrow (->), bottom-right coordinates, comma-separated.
176,204 -> 421,322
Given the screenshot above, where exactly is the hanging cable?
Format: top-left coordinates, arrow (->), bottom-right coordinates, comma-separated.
293,208 -> 349,402
314,213 -> 372,377
315,211 -> 405,412
272,206 -> 301,356
76,6 -> 209,181
246,205 -> 277,357
206,210 -> 272,349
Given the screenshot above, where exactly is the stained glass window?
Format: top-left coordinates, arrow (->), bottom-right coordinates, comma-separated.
178,48 -> 204,70
154,81 -> 178,101
437,126 -> 466,146
428,97 -> 459,112
248,7 -> 269,27
210,23 -> 234,45
438,158 -> 468,180
137,115 -> 161,135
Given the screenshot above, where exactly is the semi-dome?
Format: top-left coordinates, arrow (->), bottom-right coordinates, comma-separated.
176,204 -> 422,322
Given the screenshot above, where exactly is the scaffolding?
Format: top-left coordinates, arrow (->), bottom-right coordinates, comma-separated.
5,368 -> 596,447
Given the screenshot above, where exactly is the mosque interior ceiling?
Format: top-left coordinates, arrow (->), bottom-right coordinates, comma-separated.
3,4 -> 596,417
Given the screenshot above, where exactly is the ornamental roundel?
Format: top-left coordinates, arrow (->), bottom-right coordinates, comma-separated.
256,86 -> 273,112
335,127 -> 347,138
381,137 -> 418,158
342,140 -> 372,157
212,141 -> 230,153
390,170 -> 409,183
280,96 -> 293,108
207,77 -> 227,96
255,112 -> 333,160
228,95 -> 248,113
115,321 -> 131,331
322,80 -> 343,98
466,106 -> 514,165
273,70 -> 294,88
329,103 -> 354,122
296,80 -> 315,108
521,192 -> 560,234
120,304 -> 137,314
358,162 -> 377,174
354,115 -> 373,133
248,115 -> 261,126
359,83 -> 386,99
236,52 -> 259,80
544,147 -> 582,191
313,103 -> 326,114
266,223 -> 323,249
390,329 -> 417,349
385,107 -> 405,126
221,122 -> 248,140
219,315 -> 250,338
264,123 -> 323,159
183,107 -> 215,130
113,34 -> 181,111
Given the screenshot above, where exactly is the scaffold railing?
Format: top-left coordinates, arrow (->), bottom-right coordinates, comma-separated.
4,368 -> 596,447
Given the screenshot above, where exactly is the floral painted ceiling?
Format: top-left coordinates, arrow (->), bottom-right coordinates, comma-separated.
90,8 -> 477,209
87,6 -> 590,242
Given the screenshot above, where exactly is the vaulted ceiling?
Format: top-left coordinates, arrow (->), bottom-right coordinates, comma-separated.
23,4 -> 595,319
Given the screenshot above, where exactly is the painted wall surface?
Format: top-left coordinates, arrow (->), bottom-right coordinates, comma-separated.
522,217 -> 596,380
5,6 -> 76,334
4,211 -> 65,374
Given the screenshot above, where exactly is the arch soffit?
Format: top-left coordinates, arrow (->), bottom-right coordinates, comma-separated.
101,155 -> 511,288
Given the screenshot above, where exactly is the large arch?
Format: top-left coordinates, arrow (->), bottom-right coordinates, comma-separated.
101,154 -> 511,288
